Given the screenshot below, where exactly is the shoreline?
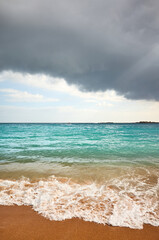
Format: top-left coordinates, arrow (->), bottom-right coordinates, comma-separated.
0,206 -> 159,240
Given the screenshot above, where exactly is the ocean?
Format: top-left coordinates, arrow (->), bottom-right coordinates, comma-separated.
0,123 -> 159,229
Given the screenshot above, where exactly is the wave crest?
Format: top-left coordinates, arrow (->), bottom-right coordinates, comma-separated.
0,175 -> 159,229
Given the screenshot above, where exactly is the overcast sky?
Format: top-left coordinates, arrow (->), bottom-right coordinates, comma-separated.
0,0 -> 159,122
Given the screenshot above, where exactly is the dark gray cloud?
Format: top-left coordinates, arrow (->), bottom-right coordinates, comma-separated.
0,0 -> 159,100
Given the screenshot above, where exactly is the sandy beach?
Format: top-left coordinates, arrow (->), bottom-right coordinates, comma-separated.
0,206 -> 159,240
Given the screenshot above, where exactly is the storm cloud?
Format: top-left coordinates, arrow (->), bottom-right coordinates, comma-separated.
0,0 -> 159,100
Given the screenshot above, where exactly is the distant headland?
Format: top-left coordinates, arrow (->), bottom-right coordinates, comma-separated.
98,121 -> 159,124
136,121 -> 159,124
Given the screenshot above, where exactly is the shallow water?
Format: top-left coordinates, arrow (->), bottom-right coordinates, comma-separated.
0,123 -> 159,228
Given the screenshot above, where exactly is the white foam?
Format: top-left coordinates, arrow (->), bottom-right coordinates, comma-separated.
0,175 -> 159,229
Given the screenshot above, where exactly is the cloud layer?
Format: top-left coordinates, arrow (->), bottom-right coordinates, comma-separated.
0,0 -> 159,100
0,71 -> 125,103
0,88 -> 59,102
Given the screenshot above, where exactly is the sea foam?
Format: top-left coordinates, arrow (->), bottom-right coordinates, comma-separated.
0,175 -> 159,229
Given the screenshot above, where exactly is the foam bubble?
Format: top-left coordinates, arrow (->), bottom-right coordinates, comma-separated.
0,175 -> 159,229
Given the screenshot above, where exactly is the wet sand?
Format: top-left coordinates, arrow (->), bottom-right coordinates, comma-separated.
0,206 -> 159,240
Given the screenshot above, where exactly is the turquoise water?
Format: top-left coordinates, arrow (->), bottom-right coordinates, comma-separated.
0,123 -> 159,228
0,123 -> 159,179
0,123 -> 159,164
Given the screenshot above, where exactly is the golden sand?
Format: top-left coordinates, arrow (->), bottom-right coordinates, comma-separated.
0,206 -> 159,240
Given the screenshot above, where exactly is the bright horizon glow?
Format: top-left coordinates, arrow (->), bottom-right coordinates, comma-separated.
0,71 -> 159,123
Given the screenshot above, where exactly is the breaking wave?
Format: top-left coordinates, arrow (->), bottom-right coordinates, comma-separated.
0,173 -> 159,229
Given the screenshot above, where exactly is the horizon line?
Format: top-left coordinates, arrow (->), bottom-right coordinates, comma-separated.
0,121 -> 158,124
